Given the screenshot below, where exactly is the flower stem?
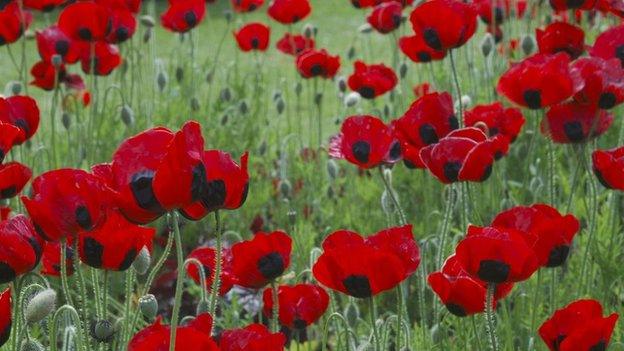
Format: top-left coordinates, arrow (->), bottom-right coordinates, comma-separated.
485,284 -> 499,351
378,167 -> 407,225
448,49 -> 463,125
169,212 -> 184,351
369,297 -> 381,351
60,239 -> 74,306
208,210 -> 222,329
270,281 -> 279,333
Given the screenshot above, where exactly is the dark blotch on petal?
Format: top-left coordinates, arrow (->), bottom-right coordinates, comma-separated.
0,150 -> 4,163
593,168 -> 613,189
0,262 -> 16,284
201,179 -> 226,212
419,123 -> 439,145
449,115 -> 459,130
184,11 -> 197,27
342,274 -> 372,298
82,237 -> 104,268
55,40 -> 70,56
257,252 -> 285,280
388,141 -> 401,161
523,90 -> 541,109
477,259 -> 510,283
118,248 -> 137,271
489,127 -> 499,136
417,51 -> 432,62
616,45 -> 624,66
293,318 -> 307,330
0,0 -> 10,10
589,341 -> 607,351
239,182 -> 249,207
423,28 -> 442,51
352,141 -> 371,164
33,222 -> 51,241
546,245 -> 570,267
27,236 -> 43,265
358,87 -> 376,99
480,164 -> 493,181
130,171 -> 164,213
0,321 -> 11,347
0,186 -> 17,199
598,92 -> 616,110
445,303 -> 467,317
75,205 -> 93,230
78,28 -> 92,41
493,7 -> 504,23
191,163 -> 208,202
563,121 -> 584,142
443,161 -> 462,182
202,264 -> 213,278
566,0 -> 585,7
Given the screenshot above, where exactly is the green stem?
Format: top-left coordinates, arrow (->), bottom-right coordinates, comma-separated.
208,210 -> 222,329
270,281 -> 279,333
378,167 -> 407,225
60,239 -> 74,306
169,212 -> 184,351
448,49 -> 463,125
368,297 -> 381,351
485,284 -> 499,351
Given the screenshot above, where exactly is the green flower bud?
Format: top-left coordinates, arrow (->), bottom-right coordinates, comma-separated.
25,289 -> 57,324
20,339 -> 44,351
139,294 -> 158,321
133,247 -> 151,275
139,15 -> 155,27
120,105 -> 135,126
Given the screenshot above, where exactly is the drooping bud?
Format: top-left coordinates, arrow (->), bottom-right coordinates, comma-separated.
303,23 -> 315,38
175,67 -> 184,83
139,15 -> 155,27
399,62 -> 408,79
133,247 -> 151,275
239,100 -> 248,114
220,88 -> 232,102
294,82 -> 303,96
223,9 -> 233,23
24,289 -> 57,324
120,105 -> 135,126
7,81 -> 22,96
358,23 -> 373,34
62,113 -> 71,130
275,98 -> 285,114
190,97 -> 200,112
327,159 -> 339,180
347,46 -> 356,60
337,76 -> 347,93
196,299 -> 209,315
314,92 -> 323,106
521,34 -> 535,56
143,27 -> 152,43
157,71 -> 168,92
20,339 -> 44,351
279,179 -> 292,199
481,33 -> 495,57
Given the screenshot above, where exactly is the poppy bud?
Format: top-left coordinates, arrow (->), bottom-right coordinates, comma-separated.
327,186 -> 335,199
206,71 -> 214,84
157,71 -> 168,92
276,98 -> 285,114
139,294 -> 158,320
133,247 -> 151,275
191,97 -> 200,112
92,319 -> 114,343
24,289 -> 57,324
460,95 -> 472,109
287,210 -> 297,226
359,23 -> 373,34
384,104 -> 390,119
221,114 -> 229,126
220,88 -> 232,102
344,92 -> 361,107
175,67 -> 184,83
294,82 -> 303,96
303,23 -> 315,38
272,91 -> 282,101
381,189 -> 396,216
399,62 -> 408,79
239,100 -> 248,114
521,35 -> 535,56
430,324 -> 443,344
337,76 -> 347,93
51,54 -> 63,69
348,46 -> 356,60
139,15 -> 155,28
481,33 -> 495,57
20,340 -> 44,351
258,140 -> 267,156
7,81 -> 22,96
196,299 -> 209,315
120,105 -> 135,126
279,179 -> 292,199
224,10 -> 233,23
143,28 -> 152,43
314,92 -> 323,106
62,113 -> 71,130
327,159 -> 339,179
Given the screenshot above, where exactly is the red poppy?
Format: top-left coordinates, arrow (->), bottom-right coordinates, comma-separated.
0,288 -> 10,347
295,49 -> 341,79
0,162 -> 31,200
464,102 -> 525,143
590,24 -> 624,67
367,2 -> 402,34
179,151 -> 249,221
573,57 -> 624,110
36,25 -> 80,64
313,225 -> 419,298
409,0 -> 478,51
104,6 -> 137,43
58,1 -> 111,42
549,0 -> 597,10
596,0 -> 624,17
78,209 -> 154,271
428,254 -> 514,317
347,61 -> 398,99
455,225 -> 539,284
231,231 -> 292,289
0,95 -> 40,145
276,33 -> 314,56
0,208 -> 9,221
262,284 -> 329,329
536,22 -> 585,59
329,115 -> 401,169
21,169 -> 112,242
23,0 -> 66,11
161,0 -> 206,33
99,0 -> 141,14
0,215 -> 44,284
128,314 -> 218,351
592,146 -> 624,190
230,0 -> 264,12
351,0 -> 413,8
420,127 -> 503,183
0,123 -> 20,163
186,246 -> 237,296
267,0 -> 311,24
497,53 -> 584,109
219,324 -> 286,351
392,92 -> 458,168
0,2 -> 32,46
492,204 -> 580,268
40,241 -> 74,276
541,102 -> 613,144
399,34 -> 447,63
78,41 -> 122,76
234,23 -> 271,52
474,0 -> 511,25
539,299 -> 619,351
30,60 -> 66,91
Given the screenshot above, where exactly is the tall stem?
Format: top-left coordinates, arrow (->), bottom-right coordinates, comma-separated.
378,167 -> 407,225
485,284 -> 499,351
168,212 -> 184,351
449,49 -> 463,126
368,297 -> 380,351
60,239 -> 74,306
208,210 -> 222,328
270,281 -> 279,333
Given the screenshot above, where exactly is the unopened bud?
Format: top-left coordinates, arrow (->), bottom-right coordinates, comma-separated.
120,105 -> 135,126
521,34 -> 535,56
221,114 -> 229,125
157,71 -> 168,92
337,76 -> 347,93
294,82 -> 303,96
20,339 -> 44,351
358,23 -> 373,34
62,112 -> 71,130
132,247 -> 151,275
314,92 -> 323,106
24,289 -> 57,324
399,62 -> 408,79
239,100 -> 248,114
303,24 -> 315,38
139,294 -> 158,320
92,319 -> 114,343
175,67 -> 184,83
223,10 -> 233,22
139,15 -> 155,27
347,46 -> 356,60
287,210 -> 297,226
258,140 -> 267,156
191,97 -> 200,111
220,88 -> 232,102
327,159 -> 339,179
275,98 -> 285,114
8,81 -> 22,96
344,92 -> 361,107
143,27 -> 152,43
481,33 -> 494,57
279,179 -> 292,199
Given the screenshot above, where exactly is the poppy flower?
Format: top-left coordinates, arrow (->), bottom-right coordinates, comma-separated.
497,53 -> 584,109
592,146 -> 624,190
0,95 -> 40,145
539,299 -> 618,351
399,34 -> 447,64
219,324 -> 286,351
590,24 -> 624,67
392,92 -> 457,168
420,127 -> 503,183
455,225 -> 539,284
36,25 -> 80,64
409,0 -> 478,51
128,314 -> 218,351
352,0 -> 413,8
30,60 -> 66,91
78,209 -> 154,271
573,57 -> 624,110
536,22 -> 585,59
262,284 -> 329,329
367,2 -> 402,34
161,0 -> 206,33
230,0 -> 264,12
58,1 -> 111,42
428,254 -> 514,317
179,151 -> 249,221
40,241 -> 74,276
23,0 -> 66,11
78,41 -> 122,76
541,102 -> 613,144
0,123 -> 20,163
475,0 -> 511,25
231,231 -> 292,289
347,61 -> 398,99
464,102 -> 525,143
267,0 -> 311,24
234,23 -> 270,52
295,49 -> 341,79
186,246 -> 237,296
21,169 -> 112,242
105,6 -> 137,43
0,162 -> 31,200
549,0 -> 597,10
0,2 -> 32,46
0,215 -> 44,284
329,115 -> 401,169
313,225 -> 419,298
276,33 -> 314,56
0,288 -> 10,347
492,204 -> 580,268
0,208 -> 9,221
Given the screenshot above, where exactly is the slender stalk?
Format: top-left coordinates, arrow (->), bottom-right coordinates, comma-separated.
368,297 -> 381,351
448,49 -> 463,125
485,284 -> 499,351
378,167 -> 407,225
270,281 -> 279,333
60,239 -> 74,306
169,212 -> 184,351
208,210 -> 222,328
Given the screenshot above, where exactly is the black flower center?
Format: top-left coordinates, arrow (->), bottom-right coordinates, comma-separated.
423,28 -> 442,51
184,11 -> 198,27
309,64 -> 325,76
419,123 -> 439,145
82,237 -> 104,268
55,40 -> 70,56
546,245 -> 570,267
523,90 -> 542,109
116,27 -> 129,42
563,121 -> 585,142
257,252 -> 285,280
477,259 -> 510,283
358,87 -> 376,99
0,186 -> 17,199
443,161 -> 462,182
352,141 -> 371,164
445,303 -> 467,317
417,51 -> 432,62
342,274 -> 372,298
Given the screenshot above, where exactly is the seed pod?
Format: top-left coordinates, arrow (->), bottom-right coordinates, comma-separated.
521,34 -> 535,56
132,247 -> 151,275
21,340 -> 44,351
92,319 -> 114,343
191,97 -> 200,112
175,67 -> 184,83
139,15 -> 155,27
24,289 -> 57,324
120,105 -> 135,126
481,33 -> 495,57
62,112 -> 71,130
157,71 -> 168,92
139,294 -> 158,320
